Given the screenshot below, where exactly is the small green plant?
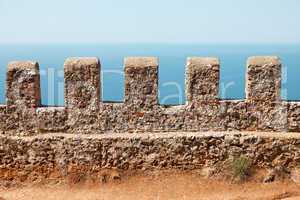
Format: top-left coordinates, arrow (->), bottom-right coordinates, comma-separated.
231,155 -> 251,181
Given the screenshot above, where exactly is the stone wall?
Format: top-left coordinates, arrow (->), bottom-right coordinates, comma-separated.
0,132 -> 299,181
0,56 -> 300,135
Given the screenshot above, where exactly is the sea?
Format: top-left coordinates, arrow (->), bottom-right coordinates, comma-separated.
0,44 -> 300,106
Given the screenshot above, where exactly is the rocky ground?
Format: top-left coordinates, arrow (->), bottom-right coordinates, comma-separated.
0,170 -> 300,200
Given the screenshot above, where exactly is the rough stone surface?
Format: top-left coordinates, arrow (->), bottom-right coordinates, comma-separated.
0,105 -> 7,131
64,57 -> 100,134
246,56 -> 281,102
1,56 -> 300,135
219,100 -> 255,131
288,102 -> 300,132
6,61 -> 41,108
2,56 -> 300,183
36,107 -> 67,132
0,131 -> 299,181
6,61 -> 41,134
186,57 -> 219,102
124,57 -> 158,109
247,101 -> 288,132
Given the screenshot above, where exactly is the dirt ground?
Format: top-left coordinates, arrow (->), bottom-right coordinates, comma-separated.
0,171 -> 300,200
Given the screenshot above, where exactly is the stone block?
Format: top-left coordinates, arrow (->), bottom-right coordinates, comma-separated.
160,105 -> 186,131
124,57 -> 158,109
0,105 -> 7,131
6,61 -> 41,133
6,61 -> 41,108
36,107 -> 67,132
99,103 -> 127,132
64,57 -> 101,133
219,100 -> 255,131
185,101 -> 225,131
186,57 -> 219,103
246,56 -> 281,102
287,102 -> 300,132
247,101 -> 288,131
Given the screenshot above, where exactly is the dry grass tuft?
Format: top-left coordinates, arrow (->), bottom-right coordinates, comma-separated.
229,156 -> 252,182
67,172 -> 87,185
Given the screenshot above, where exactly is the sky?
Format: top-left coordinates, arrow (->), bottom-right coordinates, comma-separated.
0,0 -> 300,44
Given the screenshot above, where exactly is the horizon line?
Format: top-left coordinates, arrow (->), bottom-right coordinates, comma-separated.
1,42 -> 300,46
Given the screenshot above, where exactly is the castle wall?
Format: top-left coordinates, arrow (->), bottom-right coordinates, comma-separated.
0,105 -> 7,131
5,61 -> 41,134
0,132 -> 299,181
186,57 -> 220,103
0,56 -> 299,135
64,57 -> 101,133
36,107 -> 66,132
288,102 -> 300,131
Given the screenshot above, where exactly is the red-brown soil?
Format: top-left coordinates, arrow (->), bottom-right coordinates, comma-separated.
0,171 -> 300,200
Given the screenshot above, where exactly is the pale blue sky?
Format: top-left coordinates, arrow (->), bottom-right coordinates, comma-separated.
0,0 -> 300,44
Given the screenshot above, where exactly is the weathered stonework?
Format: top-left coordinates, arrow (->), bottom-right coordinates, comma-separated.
124,57 -> 158,109
219,100 -> 254,131
246,56 -> 281,102
247,101 -> 288,132
244,57 -> 286,132
185,101 -> 225,131
0,132 -> 299,181
64,57 -> 101,134
186,57 -> 220,103
0,105 -> 7,131
0,56 -> 300,182
36,107 -> 66,132
0,56 -> 299,135
6,61 -> 41,134
288,102 -> 300,132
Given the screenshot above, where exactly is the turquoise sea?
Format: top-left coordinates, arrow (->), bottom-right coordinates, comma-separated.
0,44 -> 300,105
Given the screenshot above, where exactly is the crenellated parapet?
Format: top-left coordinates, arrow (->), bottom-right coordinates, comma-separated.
186,57 -> 220,103
0,56 -> 300,135
124,57 -> 159,109
4,61 -> 41,133
64,57 -> 101,133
